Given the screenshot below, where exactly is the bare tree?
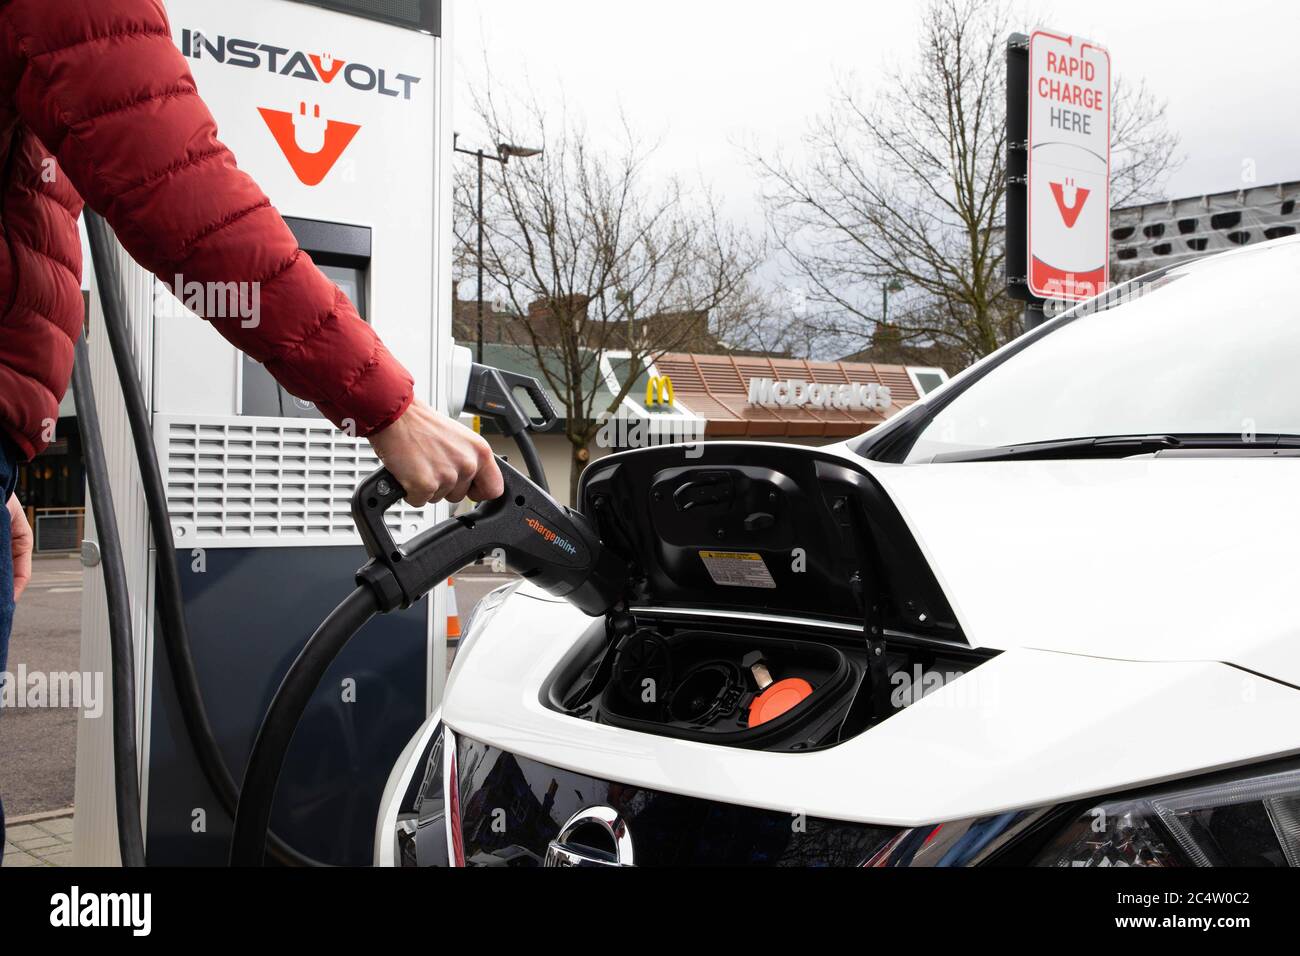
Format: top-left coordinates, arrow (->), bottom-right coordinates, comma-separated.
703,281 -> 816,359
458,91 -> 761,502
752,0 -> 1182,368
1108,75 -> 1182,208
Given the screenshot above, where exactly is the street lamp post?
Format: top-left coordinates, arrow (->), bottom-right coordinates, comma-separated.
453,136 -> 543,363
882,278 -> 905,325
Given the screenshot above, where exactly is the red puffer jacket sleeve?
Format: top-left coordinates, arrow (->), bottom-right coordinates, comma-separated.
0,0 -> 415,437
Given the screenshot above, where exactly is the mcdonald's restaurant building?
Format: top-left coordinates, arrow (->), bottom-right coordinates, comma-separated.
471,344 -> 949,503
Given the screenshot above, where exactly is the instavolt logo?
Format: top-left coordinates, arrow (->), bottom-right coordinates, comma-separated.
180,29 -> 422,101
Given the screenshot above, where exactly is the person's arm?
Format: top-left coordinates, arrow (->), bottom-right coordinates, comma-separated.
1,0 -> 500,506
7,496 -> 31,603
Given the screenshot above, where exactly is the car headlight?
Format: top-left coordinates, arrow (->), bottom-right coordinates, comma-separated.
455,580 -> 520,662
1033,761 -> 1300,868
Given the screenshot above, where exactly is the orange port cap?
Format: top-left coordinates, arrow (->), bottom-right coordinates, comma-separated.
747,678 -> 814,728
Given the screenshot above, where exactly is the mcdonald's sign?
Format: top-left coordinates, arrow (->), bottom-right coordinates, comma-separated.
646,376 -> 676,408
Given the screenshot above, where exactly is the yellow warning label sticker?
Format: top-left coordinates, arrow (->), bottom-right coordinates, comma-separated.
699,551 -> 777,590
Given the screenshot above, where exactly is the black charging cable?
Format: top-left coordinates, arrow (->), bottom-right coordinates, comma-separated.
83,211 -> 323,867
83,214 -> 576,868
71,335 -> 146,868
230,457 -> 627,865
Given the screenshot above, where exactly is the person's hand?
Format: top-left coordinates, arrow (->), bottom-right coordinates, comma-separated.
7,495 -> 32,603
368,400 -> 504,507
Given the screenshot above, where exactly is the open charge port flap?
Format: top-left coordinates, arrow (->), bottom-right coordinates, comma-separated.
579,445 -> 964,640
565,445 -> 980,752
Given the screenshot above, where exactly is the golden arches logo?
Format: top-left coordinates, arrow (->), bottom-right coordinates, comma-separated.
646,376 -> 675,408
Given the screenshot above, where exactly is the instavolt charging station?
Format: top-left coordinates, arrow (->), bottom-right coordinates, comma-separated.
73,0 -> 454,866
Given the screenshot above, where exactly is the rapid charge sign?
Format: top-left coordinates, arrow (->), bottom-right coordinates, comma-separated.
1028,30 -> 1111,301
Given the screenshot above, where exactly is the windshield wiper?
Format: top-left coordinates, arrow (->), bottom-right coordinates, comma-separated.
930,434 -> 1298,464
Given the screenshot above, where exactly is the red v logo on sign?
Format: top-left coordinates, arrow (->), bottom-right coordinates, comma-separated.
1050,180 -> 1091,229
259,103 -> 361,187
309,54 -> 346,83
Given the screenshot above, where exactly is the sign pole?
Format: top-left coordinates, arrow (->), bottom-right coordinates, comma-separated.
1008,29 -> 1112,331
1004,33 -> 1043,331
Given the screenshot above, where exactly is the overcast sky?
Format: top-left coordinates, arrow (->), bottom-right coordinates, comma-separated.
454,0 -> 1300,231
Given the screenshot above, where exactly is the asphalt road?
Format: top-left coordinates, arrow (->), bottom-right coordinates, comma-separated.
1,555 -> 85,817
0,558 -> 512,819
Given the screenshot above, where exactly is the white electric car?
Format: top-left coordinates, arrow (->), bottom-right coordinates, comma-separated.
378,235 -> 1300,868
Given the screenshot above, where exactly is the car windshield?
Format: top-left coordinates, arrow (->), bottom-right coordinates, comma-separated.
904,239 -> 1300,463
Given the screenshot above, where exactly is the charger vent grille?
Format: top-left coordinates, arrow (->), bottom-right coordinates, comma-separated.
162,418 -> 429,547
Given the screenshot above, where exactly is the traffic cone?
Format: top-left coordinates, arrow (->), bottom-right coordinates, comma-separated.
446,577 -> 462,649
